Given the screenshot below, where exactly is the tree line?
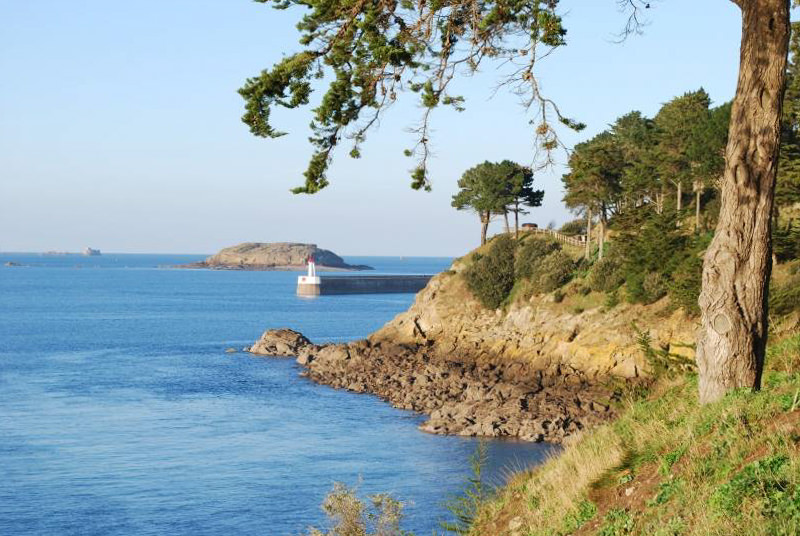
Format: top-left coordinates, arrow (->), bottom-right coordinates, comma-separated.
451,161 -> 544,245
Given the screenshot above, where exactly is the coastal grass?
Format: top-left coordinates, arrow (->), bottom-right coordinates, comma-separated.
469,332 -> 800,536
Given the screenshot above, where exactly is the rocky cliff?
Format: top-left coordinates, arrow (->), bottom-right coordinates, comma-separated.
249,255 -> 697,443
372,256 -> 697,379
184,242 -> 372,271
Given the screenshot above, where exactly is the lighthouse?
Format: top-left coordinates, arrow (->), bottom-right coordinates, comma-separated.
297,255 -> 321,296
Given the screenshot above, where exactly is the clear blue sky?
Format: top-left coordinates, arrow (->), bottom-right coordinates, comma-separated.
1,1 -> 745,256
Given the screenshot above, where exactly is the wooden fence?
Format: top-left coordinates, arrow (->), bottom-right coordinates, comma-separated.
526,227 -> 586,248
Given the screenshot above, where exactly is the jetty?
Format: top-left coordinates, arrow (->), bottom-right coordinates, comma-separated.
297,258 -> 432,296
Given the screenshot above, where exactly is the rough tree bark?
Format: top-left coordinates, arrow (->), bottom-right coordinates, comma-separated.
480,210 -> 490,246
584,207 -> 593,259
694,180 -> 703,231
697,0 -> 789,404
598,203 -> 607,260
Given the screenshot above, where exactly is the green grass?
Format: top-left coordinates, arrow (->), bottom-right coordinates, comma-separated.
470,332 -> 800,536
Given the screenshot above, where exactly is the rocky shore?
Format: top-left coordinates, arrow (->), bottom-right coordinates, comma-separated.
246,255 -> 696,443
250,328 -> 627,443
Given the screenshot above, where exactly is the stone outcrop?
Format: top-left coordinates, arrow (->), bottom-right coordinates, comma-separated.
249,328 -> 622,443
250,328 -> 316,359
182,243 -> 373,271
372,258 -> 697,379
248,257 -> 698,443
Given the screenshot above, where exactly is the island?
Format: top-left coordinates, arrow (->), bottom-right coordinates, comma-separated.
178,242 -> 373,271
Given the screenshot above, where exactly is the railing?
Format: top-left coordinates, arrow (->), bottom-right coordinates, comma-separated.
526,228 -> 586,248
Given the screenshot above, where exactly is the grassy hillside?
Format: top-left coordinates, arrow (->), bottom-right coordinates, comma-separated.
470,332 -> 800,536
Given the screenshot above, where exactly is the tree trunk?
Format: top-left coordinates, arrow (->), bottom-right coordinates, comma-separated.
697,0 -> 789,404
599,206 -> 607,260
514,202 -> 520,239
598,218 -> 605,260
656,188 -> 664,214
584,207 -> 592,259
676,180 -> 683,212
480,211 -> 489,246
503,210 -> 510,234
695,181 -> 702,232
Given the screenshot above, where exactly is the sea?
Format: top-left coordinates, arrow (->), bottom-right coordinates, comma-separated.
0,253 -> 555,535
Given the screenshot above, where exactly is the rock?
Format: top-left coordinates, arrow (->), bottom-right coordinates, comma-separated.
250,328 -> 312,357
180,242 -> 373,271
508,516 -> 524,533
225,347 -> 237,353
242,247 -> 693,443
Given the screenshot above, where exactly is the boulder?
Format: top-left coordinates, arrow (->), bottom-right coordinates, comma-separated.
250,328 -> 313,357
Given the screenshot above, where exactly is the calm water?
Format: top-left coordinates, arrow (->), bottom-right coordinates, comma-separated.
0,253 -> 554,535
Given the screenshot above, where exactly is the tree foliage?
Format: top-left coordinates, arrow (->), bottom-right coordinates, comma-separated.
452,160 -> 543,245
237,0 -> 654,193
778,21 -> 800,212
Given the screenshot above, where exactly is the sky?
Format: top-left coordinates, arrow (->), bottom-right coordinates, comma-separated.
0,1 -> 746,256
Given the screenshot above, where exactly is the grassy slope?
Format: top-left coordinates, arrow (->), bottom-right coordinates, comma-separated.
470,333 -> 800,536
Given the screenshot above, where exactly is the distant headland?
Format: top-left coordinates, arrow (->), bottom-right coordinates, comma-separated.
178,242 -> 373,271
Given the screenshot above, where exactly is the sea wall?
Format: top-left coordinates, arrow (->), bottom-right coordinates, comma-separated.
306,275 -> 433,295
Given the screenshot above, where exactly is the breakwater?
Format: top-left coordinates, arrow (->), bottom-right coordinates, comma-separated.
297,275 -> 432,295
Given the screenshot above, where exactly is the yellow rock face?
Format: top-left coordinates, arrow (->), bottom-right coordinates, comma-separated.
371,261 -> 698,379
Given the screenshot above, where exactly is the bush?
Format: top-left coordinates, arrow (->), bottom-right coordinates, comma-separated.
771,275 -> 800,316
668,250 -> 704,316
309,482 -> 408,536
642,272 -> 668,303
464,235 -> 516,309
615,209 -> 688,304
559,218 -> 586,236
775,221 -> 800,262
588,256 -> 625,293
604,289 -> 620,309
515,238 -> 561,280
531,251 -> 576,294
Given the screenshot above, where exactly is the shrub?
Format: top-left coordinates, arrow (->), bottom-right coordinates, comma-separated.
615,209 -> 688,304
463,235 -> 516,309
668,250 -> 704,316
642,272 -> 668,304
441,442 -> 490,535
589,256 -> 625,293
775,221 -> 800,262
515,238 -> 561,280
604,289 -> 620,309
531,251 -> 576,294
771,275 -> 800,316
309,482 -> 409,536
559,218 -> 586,236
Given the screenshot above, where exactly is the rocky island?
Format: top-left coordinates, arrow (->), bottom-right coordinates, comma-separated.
180,242 -> 373,271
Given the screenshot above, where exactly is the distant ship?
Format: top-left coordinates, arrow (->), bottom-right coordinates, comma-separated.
83,247 -> 101,256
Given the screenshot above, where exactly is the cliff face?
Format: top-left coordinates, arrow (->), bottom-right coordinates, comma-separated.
372,256 -> 697,379
198,242 -> 372,270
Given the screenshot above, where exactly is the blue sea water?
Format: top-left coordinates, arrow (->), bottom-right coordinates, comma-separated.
0,253 -> 554,535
